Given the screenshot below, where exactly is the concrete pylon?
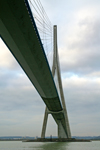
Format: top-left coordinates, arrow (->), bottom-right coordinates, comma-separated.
41,107 -> 48,138
41,25 -> 71,138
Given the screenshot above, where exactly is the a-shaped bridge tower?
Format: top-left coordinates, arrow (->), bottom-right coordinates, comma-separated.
41,25 -> 71,138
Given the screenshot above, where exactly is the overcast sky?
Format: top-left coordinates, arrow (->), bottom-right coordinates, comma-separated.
0,0 -> 100,137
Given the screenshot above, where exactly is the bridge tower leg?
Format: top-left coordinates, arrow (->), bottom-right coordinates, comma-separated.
41,25 -> 71,139
41,107 -> 48,138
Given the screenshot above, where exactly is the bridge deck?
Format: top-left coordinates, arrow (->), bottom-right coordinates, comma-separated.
0,0 -> 67,136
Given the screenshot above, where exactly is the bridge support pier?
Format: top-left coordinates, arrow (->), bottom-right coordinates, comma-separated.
58,121 -> 67,138
41,107 -> 68,139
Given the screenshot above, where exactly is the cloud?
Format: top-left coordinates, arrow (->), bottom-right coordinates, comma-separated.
0,38 -> 22,70
0,78 -> 46,136
59,8 -> 100,75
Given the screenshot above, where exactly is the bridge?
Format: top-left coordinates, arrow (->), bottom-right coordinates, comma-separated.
0,0 -> 71,138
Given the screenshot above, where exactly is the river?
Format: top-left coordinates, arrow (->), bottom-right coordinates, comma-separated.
0,141 -> 100,150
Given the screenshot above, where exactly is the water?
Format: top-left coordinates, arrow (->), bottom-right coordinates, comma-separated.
0,141 -> 100,150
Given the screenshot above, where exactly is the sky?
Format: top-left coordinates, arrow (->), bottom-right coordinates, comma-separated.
0,0 -> 100,137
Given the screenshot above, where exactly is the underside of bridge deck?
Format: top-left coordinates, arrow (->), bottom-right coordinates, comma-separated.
0,0 -> 70,137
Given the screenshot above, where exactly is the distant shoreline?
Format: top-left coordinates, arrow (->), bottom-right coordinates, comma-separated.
0,136 -> 100,142
1,138 -> 98,142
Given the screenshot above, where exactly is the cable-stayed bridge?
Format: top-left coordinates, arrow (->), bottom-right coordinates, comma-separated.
0,0 -> 71,138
